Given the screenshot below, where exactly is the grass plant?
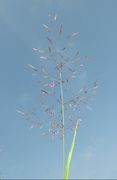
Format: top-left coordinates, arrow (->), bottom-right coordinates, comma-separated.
17,13 -> 97,179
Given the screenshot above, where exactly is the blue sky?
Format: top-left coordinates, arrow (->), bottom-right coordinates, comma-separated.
0,0 -> 117,179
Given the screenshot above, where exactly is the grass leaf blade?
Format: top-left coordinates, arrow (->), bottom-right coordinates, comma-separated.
64,124 -> 79,180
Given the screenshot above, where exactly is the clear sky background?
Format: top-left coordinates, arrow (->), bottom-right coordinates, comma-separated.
0,0 -> 117,179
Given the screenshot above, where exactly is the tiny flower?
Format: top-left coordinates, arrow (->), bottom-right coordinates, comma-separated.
42,24 -> 50,32
67,32 -> 79,38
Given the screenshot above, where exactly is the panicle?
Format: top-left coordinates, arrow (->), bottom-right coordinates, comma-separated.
23,13 -> 98,139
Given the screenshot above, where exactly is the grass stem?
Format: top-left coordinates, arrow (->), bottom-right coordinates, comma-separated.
59,66 -> 65,178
